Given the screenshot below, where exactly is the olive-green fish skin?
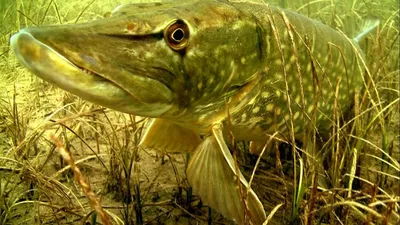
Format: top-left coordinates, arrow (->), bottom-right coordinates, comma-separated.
224,1 -> 365,141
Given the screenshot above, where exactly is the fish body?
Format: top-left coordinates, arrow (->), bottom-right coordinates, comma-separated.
195,1 -> 365,142
10,0 -> 373,224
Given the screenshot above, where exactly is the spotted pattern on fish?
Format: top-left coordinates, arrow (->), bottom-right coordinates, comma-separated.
222,2 -> 364,142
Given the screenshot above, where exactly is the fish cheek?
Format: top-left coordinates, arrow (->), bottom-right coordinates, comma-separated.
181,22 -> 262,104
182,51 -> 232,104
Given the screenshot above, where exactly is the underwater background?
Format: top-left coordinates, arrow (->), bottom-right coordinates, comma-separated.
0,0 -> 398,224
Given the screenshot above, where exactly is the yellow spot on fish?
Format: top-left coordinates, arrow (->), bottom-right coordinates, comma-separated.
241,57 -> 246,64
261,92 -> 269,98
208,77 -> 214,85
197,82 -> 203,90
286,75 -> 292,83
283,30 -> 289,38
306,63 -> 311,72
252,106 -> 260,114
295,95 -> 301,104
293,111 -> 300,120
241,113 -> 247,122
249,53 -> 258,59
266,103 -> 274,112
283,93 -> 288,101
144,51 -> 153,58
291,86 -> 296,95
294,126 -> 300,132
249,116 -> 263,125
274,72 -> 282,80
307,105 -> 314,113
275,90 -> 282,97
285,63 -> 291,71
290,55 -> 296,63
199,114 -> 207,121
277,119 -> 286,128
275,107 -> 282,116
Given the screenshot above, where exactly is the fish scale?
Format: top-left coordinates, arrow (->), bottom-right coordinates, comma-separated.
227,2 -> 365,143
10,0 -> 376,224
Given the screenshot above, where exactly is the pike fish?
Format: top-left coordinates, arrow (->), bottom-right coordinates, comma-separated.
11,0 -> 377,224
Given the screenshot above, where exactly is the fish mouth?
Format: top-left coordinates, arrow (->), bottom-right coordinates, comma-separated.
10,29 -> 173,116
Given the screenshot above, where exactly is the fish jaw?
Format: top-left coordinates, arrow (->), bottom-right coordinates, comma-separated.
11,27 -> 174,117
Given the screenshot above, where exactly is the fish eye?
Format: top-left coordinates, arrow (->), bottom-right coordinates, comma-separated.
165,20 -> 189,51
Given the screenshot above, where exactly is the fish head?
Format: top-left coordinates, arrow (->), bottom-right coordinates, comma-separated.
11,0 -> 264,119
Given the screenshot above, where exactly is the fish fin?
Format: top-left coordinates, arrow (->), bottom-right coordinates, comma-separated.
187,124 -> 266,224
353,19 -> 380,42
139,118 -> 201,153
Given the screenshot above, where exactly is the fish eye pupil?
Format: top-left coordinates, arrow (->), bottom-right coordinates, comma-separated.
172,28 -> 184,42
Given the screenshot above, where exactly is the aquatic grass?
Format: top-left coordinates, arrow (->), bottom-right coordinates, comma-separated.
51,135 -> 111,225
0,156 -> 22,225
1,3 -> 119,223
251,1 -> 399,225
264,8 -> 302,223
4,90 -> 134,224
100,111 -> 140,224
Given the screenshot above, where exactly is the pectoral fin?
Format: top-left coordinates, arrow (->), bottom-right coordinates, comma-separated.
187,124 -> 266,224
139,118 -> 201,153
